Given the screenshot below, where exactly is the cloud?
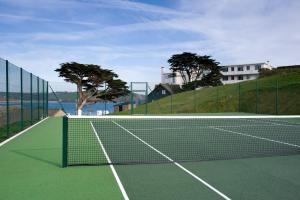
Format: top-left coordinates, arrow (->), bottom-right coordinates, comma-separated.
0,13 -> 98,26
0,0 -> 299,91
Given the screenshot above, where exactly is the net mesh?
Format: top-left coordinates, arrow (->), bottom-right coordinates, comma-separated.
64,115 -> 300,166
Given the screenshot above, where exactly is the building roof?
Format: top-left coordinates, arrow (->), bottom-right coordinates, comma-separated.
151,83 -> 182,95
221,62 -> 267,67
114,101 -> 129,106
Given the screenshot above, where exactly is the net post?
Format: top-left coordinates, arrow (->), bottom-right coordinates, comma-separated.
5,60 -> 9,137
62,116 -> 68,167
20,68 -> 24,130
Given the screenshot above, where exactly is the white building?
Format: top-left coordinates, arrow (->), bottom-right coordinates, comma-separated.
161,62 -> 272,86
161,67 -> 184,85
221,62 -> 272,84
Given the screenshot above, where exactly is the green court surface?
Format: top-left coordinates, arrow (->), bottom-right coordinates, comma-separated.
0,118 -> 123,200
1,117 -> 300,200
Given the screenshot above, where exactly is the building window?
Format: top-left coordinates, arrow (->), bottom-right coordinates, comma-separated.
246,66 -> 250,70
223,76 -> 228,81
231,76 -> 234,80
255,65 -> 261,70
162,90 -> 166,95
231,67 -> 234,71
238,67 -> 244,71
246,75 -> 250,79
222,67 -> 228,72
238,75 -> 243,80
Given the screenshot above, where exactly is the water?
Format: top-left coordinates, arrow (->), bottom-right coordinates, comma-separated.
0,101 -> 114,115
43,102 -> 114,115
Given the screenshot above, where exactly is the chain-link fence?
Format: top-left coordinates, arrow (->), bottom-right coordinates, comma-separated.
122,69 -> 300,115
0,58 -> 48,142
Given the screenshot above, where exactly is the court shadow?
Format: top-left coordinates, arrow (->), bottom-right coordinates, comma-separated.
12,148 -> 61,167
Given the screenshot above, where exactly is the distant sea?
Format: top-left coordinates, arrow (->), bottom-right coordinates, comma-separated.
0,101 -> 114,115
48,102 -> 114,115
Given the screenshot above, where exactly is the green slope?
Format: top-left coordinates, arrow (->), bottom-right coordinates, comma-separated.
126,69 -> 300,115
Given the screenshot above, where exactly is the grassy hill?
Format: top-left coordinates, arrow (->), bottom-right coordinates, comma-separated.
124,68 -> 300,115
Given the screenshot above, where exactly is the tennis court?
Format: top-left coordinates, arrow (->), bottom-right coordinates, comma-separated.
62,115 -> 300,200
1,116 -> 300,199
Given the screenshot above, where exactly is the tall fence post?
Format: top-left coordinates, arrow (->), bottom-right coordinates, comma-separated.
30,73 -> 33,125
276,79 -> 279,115
216,87 -> 219,112
20,68 -> 24,130
145,82 -> 148,114
42,80 -> 45,118
238,82 -> 241,112
46,81 -> 48,117
5,60 -> 9,137
170,93 -> 173,114
104,82 -> 107,115
130,82 -> 133,115
256,79 -> 258,114
37,77 -> 40,119
193,84 -> 196,113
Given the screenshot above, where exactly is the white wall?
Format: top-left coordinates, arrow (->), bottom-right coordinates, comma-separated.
161,62 -> 272,86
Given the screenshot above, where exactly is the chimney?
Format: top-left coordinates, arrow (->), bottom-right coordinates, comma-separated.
161,67 -> 165,83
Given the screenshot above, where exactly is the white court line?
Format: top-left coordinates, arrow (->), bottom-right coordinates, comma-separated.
127,124 -> 300,131
112,121 -> 231,200
211,127 -> 300,148
90,122 -> 129,200
68,115 -> 300,119
242,118 -> 299,126
0,117 -> 49,147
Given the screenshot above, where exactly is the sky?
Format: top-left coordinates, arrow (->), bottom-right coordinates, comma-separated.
0,0 -> 299,91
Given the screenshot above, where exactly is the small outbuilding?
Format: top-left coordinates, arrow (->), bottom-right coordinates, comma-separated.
148,84 -> 181,102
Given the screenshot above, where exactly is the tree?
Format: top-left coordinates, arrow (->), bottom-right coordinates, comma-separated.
201,63 -> 223,86
55,62 -> 129,115
168,52 -> 198,84
168,52 -> 222,88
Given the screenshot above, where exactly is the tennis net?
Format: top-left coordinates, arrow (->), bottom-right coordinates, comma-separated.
62,115 -> 300,167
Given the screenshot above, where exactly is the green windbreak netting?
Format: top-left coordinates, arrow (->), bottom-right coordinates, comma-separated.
39,79 -> 44,119
44,81 -> 48,117
128,70 -> 300,115
32,75 -> 39,123
8,63 -> 22,134
0,59 -> 7,139
22,69 -> 32,129
0,59 -> 48,142
278,76 -> 300,114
